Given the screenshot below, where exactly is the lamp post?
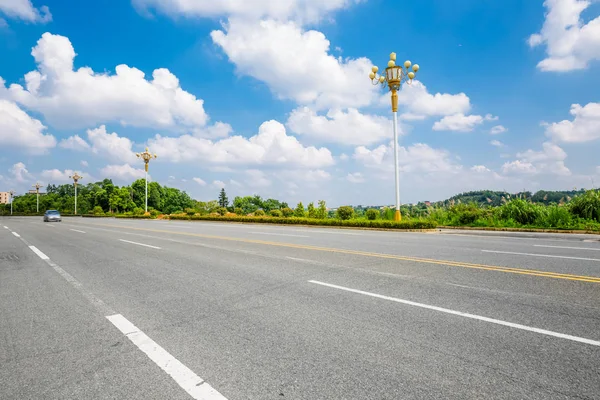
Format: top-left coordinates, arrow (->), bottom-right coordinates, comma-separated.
32,182 -> 42,213
369,52 -> 419,221
136,147 -> 157,213
9,190 -> 15,215
69,172 -> 83,214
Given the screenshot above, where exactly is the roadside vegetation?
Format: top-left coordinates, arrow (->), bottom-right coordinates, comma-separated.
2,182 -> 600,232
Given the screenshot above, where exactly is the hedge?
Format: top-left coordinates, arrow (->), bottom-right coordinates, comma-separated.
167,214 -> 437,230
115,214 -> 153,219
81,214 -> 114,218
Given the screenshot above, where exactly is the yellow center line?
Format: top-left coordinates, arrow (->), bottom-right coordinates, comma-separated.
90,222 -> 600,283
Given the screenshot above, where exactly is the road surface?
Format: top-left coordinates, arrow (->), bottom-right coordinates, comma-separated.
1,216 -> 599,399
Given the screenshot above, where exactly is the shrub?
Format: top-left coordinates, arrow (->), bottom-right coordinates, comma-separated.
336,206 -> 354,220
255,209 -> 266,216
281,207 -> 294,217
569,190 -> 600,222
270,209 -> 283,217
217,207 -> 228,216
497,199 -> 542,225
365,208 -> 379,220
92,206 -> 104,215
185,208 -> 196,216
234,207 -> 243,216
133,207 -> 144,216
150,209 -> 161,218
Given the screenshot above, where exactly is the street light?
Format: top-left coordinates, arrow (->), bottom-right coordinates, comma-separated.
69,172 -> 83,215
136,147 -> 157,213
9,190 -> 15,215
32,182 -> 42,213
369,52 -> 420,221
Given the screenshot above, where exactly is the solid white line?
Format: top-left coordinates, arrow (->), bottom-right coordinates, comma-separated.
119,239 -> 161,249
482,249 -> 600,262
70,229 -> 86,234
250,231 -> 309,238
106,314 -> 227,400
29,245 -> 50,260
3,226 -> 8,229
12,232 -> 20,237
534,244 -> 600,251
309,280 -> 600,347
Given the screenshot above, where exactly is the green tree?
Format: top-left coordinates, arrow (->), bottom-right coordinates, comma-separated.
365,209 -> 379,220
307,202 -> 317,218
218,188 -> 229,208
294,202 -> 305,217
281,207 -> 294,217
336,206 -> 354,220
316,200 -> 327,219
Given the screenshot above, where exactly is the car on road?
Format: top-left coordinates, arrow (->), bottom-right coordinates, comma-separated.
43,210 -> 62,222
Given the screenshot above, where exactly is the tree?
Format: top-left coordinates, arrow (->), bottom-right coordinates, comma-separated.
336,206 -> 354,220
307,202 -> 317,218
316,200 -> 327,219
294,202 -> 305,217
365,209 -> 379,220
218,188 -> 229,208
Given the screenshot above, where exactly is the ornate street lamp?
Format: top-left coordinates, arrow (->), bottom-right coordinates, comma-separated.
369,52 -> 420,221
136,147 -> 157,213
32,182 -> 42,213
69,172 -> 83,214
9,190 -> 15,215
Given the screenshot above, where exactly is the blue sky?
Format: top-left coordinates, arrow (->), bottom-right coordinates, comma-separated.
1,0 -> 599,206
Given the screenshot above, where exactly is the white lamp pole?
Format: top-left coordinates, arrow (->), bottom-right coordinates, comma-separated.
9,190 -> 15,215
369,53 -> 420,221
136,148 -> 157,213
32,183 -> 42,213
70,172 -> 82,214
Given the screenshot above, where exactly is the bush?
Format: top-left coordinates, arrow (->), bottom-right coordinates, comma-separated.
281,207 -> 294,217
270,209 -> 283,217
234,207 -> 243,216
254,209 -> 266,216
185,208 -> 196,216
570,190 -> 600,222
365,208 -> 379,220
497,199 -> 543,225
92,206 -> 104,215
336,206 -> 354,220
133,207 -> 144,216
150,209 -> 161,218
217,207 -> 228,216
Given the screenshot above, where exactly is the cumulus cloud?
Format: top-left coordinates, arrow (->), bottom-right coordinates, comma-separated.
0,99 -> 56,153
528,0 -> 600,71
287,107 -> 393,145
471,165 -> 491,173
502,160 -> 537,175
490,125 -> 507,135
490,140 -> 504,147
9,162 -> 33,183
193,177 -> 207,186
61,125 -> 137,163
246,169 -> 272,187
133,0 -> 361,24
503,142 -> 571,176
59,135 -> 90,151
40,169 -> 76,182
544,102 -> 600,143
346,172 -> 365,183
0,0 -> 51,24
211,18 -> 376,111
81,160 -> 89,167
100,164 -> 146,181
148,120 -> 334,168
432,114 -> 497,132
212,180 -> 226,188
4,33 -> 222,134
393,81 -> 472,119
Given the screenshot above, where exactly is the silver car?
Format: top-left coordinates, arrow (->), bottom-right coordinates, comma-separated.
43,210 -> 62,222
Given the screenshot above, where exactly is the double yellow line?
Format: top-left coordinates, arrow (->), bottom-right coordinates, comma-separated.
94,222 -> 600,283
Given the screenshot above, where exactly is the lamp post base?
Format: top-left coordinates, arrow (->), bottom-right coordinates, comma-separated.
394,209 -> 402,221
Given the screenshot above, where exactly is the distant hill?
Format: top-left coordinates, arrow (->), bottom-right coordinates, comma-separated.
430,189 -> 587,207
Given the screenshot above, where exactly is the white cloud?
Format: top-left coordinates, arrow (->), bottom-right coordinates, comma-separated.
339,153 -> 349,161
229,179 -> 242,187
211,18 -> 376,111
503,142 -> 571,176
471,165 -> 491,173
9,162 -> 32,183
0,99 -> 56,153
59,135 -> 90,151
246,169 -> 271,187
80,160 -> 89,167
213,180 -> 226,188
528,0 -> 600,71
5,33 -> 217,133
148,120 -> 334,168
394,81 -> 471,119
0,0 -> 51,23
354,142 -> 462,174
490,140 -> 504,147
346,172 -> 364,183
490,125 -> 507,135
133,0 -> 361,24
544,102 -> 600,142
502,160 -> 537,175
193,177 -> 207,186
40,169 -> 76,182
287,107 -> 393,145
432,113 -> 497,132
99,164 -> 146,181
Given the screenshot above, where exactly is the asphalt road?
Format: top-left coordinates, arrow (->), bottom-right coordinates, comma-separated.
1,216 -> 599,399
